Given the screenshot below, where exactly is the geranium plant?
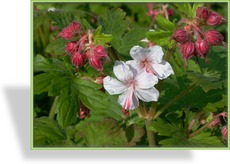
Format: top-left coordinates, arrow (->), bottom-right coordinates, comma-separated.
33,2 -> 228,147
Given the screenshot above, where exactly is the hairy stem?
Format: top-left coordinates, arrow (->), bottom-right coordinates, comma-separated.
153,84 -> 196,120
49,96 -> 59,119
145,119 -> 156,147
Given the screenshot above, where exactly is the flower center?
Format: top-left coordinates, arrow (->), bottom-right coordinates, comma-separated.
141,58 -> 153,73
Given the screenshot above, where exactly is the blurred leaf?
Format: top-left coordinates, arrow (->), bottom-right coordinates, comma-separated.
45,38 -> 67,55
174,3 -> 194,17
48,11 -> 74,28
74,118 -> 127,146
34,117 -> 66,147
155,14 -> 175,31
192,3 -> 204,17
159,132 -> 224,147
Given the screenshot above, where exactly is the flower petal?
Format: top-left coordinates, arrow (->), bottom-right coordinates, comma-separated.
130,46 -> 145,60
103,76 -> 127,95
113,61 -> 133,82
118,88 -> 139,110
148,45 -> 164,64
135,87 -> 159,102
135,71 -> 158,88
151,60 -> 174,80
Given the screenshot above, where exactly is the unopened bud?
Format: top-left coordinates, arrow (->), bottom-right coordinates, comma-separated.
207,11 -> 224,26
71,52 -> 85,68
65,42 -> 77,53
94,45 -> 108,59
205,30 -> 224,46
58,21 -> 81,40
69,21 -> 81,33
89,56 -> 103,71
180,42 -> 195,60
95,76 -> 105,84
195,39 -> 210,58
172,29 -> 190,43
221,125 -> 228,141
196,7 -> 209,20
58,28 -> 73,40
122,109 -> 130,117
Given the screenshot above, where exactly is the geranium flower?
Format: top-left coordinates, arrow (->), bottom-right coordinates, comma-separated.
127,45 -> 174,80
103,61 -> 159,110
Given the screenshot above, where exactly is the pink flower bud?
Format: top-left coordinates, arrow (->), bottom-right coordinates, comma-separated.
221,125 -> 228,141
196,7 -> 209,20
207,116 -> 220,129
122,109 -> 130,117
207,11 -> 224,26
69,21 -> 81,33
88,56 -> 103,71
65,42 -> 77,53
58,27 -> 73,40
195,39 -> 210,58
180,42 -> 195,60
71,52 -> 85,68
95,76 -> 105,84
94,45 -> 108,59
58,21 -> 81,40
205,30 -> 224,46
167,8 -> 174,16
172,29 -> 190,43
80,105 -> 90,119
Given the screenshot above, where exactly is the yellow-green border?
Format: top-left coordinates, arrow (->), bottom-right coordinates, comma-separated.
30,0 -> 230,150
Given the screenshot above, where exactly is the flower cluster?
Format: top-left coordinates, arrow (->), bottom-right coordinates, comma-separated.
103,45 -> 174,110
147,3 -> 173,21
58,21 -> 109,71
172,7 -> 226,65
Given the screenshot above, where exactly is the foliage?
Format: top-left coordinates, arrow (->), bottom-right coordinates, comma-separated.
33,3 -> 228,148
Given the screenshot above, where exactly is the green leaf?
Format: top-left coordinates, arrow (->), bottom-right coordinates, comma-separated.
99,8 -> 146,56
45,38 -> 67,55
34,117 -> 67,147
174,3 -> 194,18
155,14 -> 175,31
34,54 -> 75,74
159,132 -> 224,147
98,8 -> 127,37
93,26 -> 113,47
114,28 -> 146,55
48,11 -> 74,28
149,118 -> 184,138
74,78 -> 124,121
146,30 -> 174,47
74,118 -> 128,146
187,46 -> 227,93
125,124 -> 145,146
56,91 -> 80,128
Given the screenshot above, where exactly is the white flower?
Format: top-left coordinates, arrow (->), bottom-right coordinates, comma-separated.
127,45 -> 174,80
103,61 -> 159,110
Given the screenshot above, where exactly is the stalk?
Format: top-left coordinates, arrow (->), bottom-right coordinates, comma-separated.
145,119 -> 156,147
153,84 -> 196,120
49,96 -> 59,119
